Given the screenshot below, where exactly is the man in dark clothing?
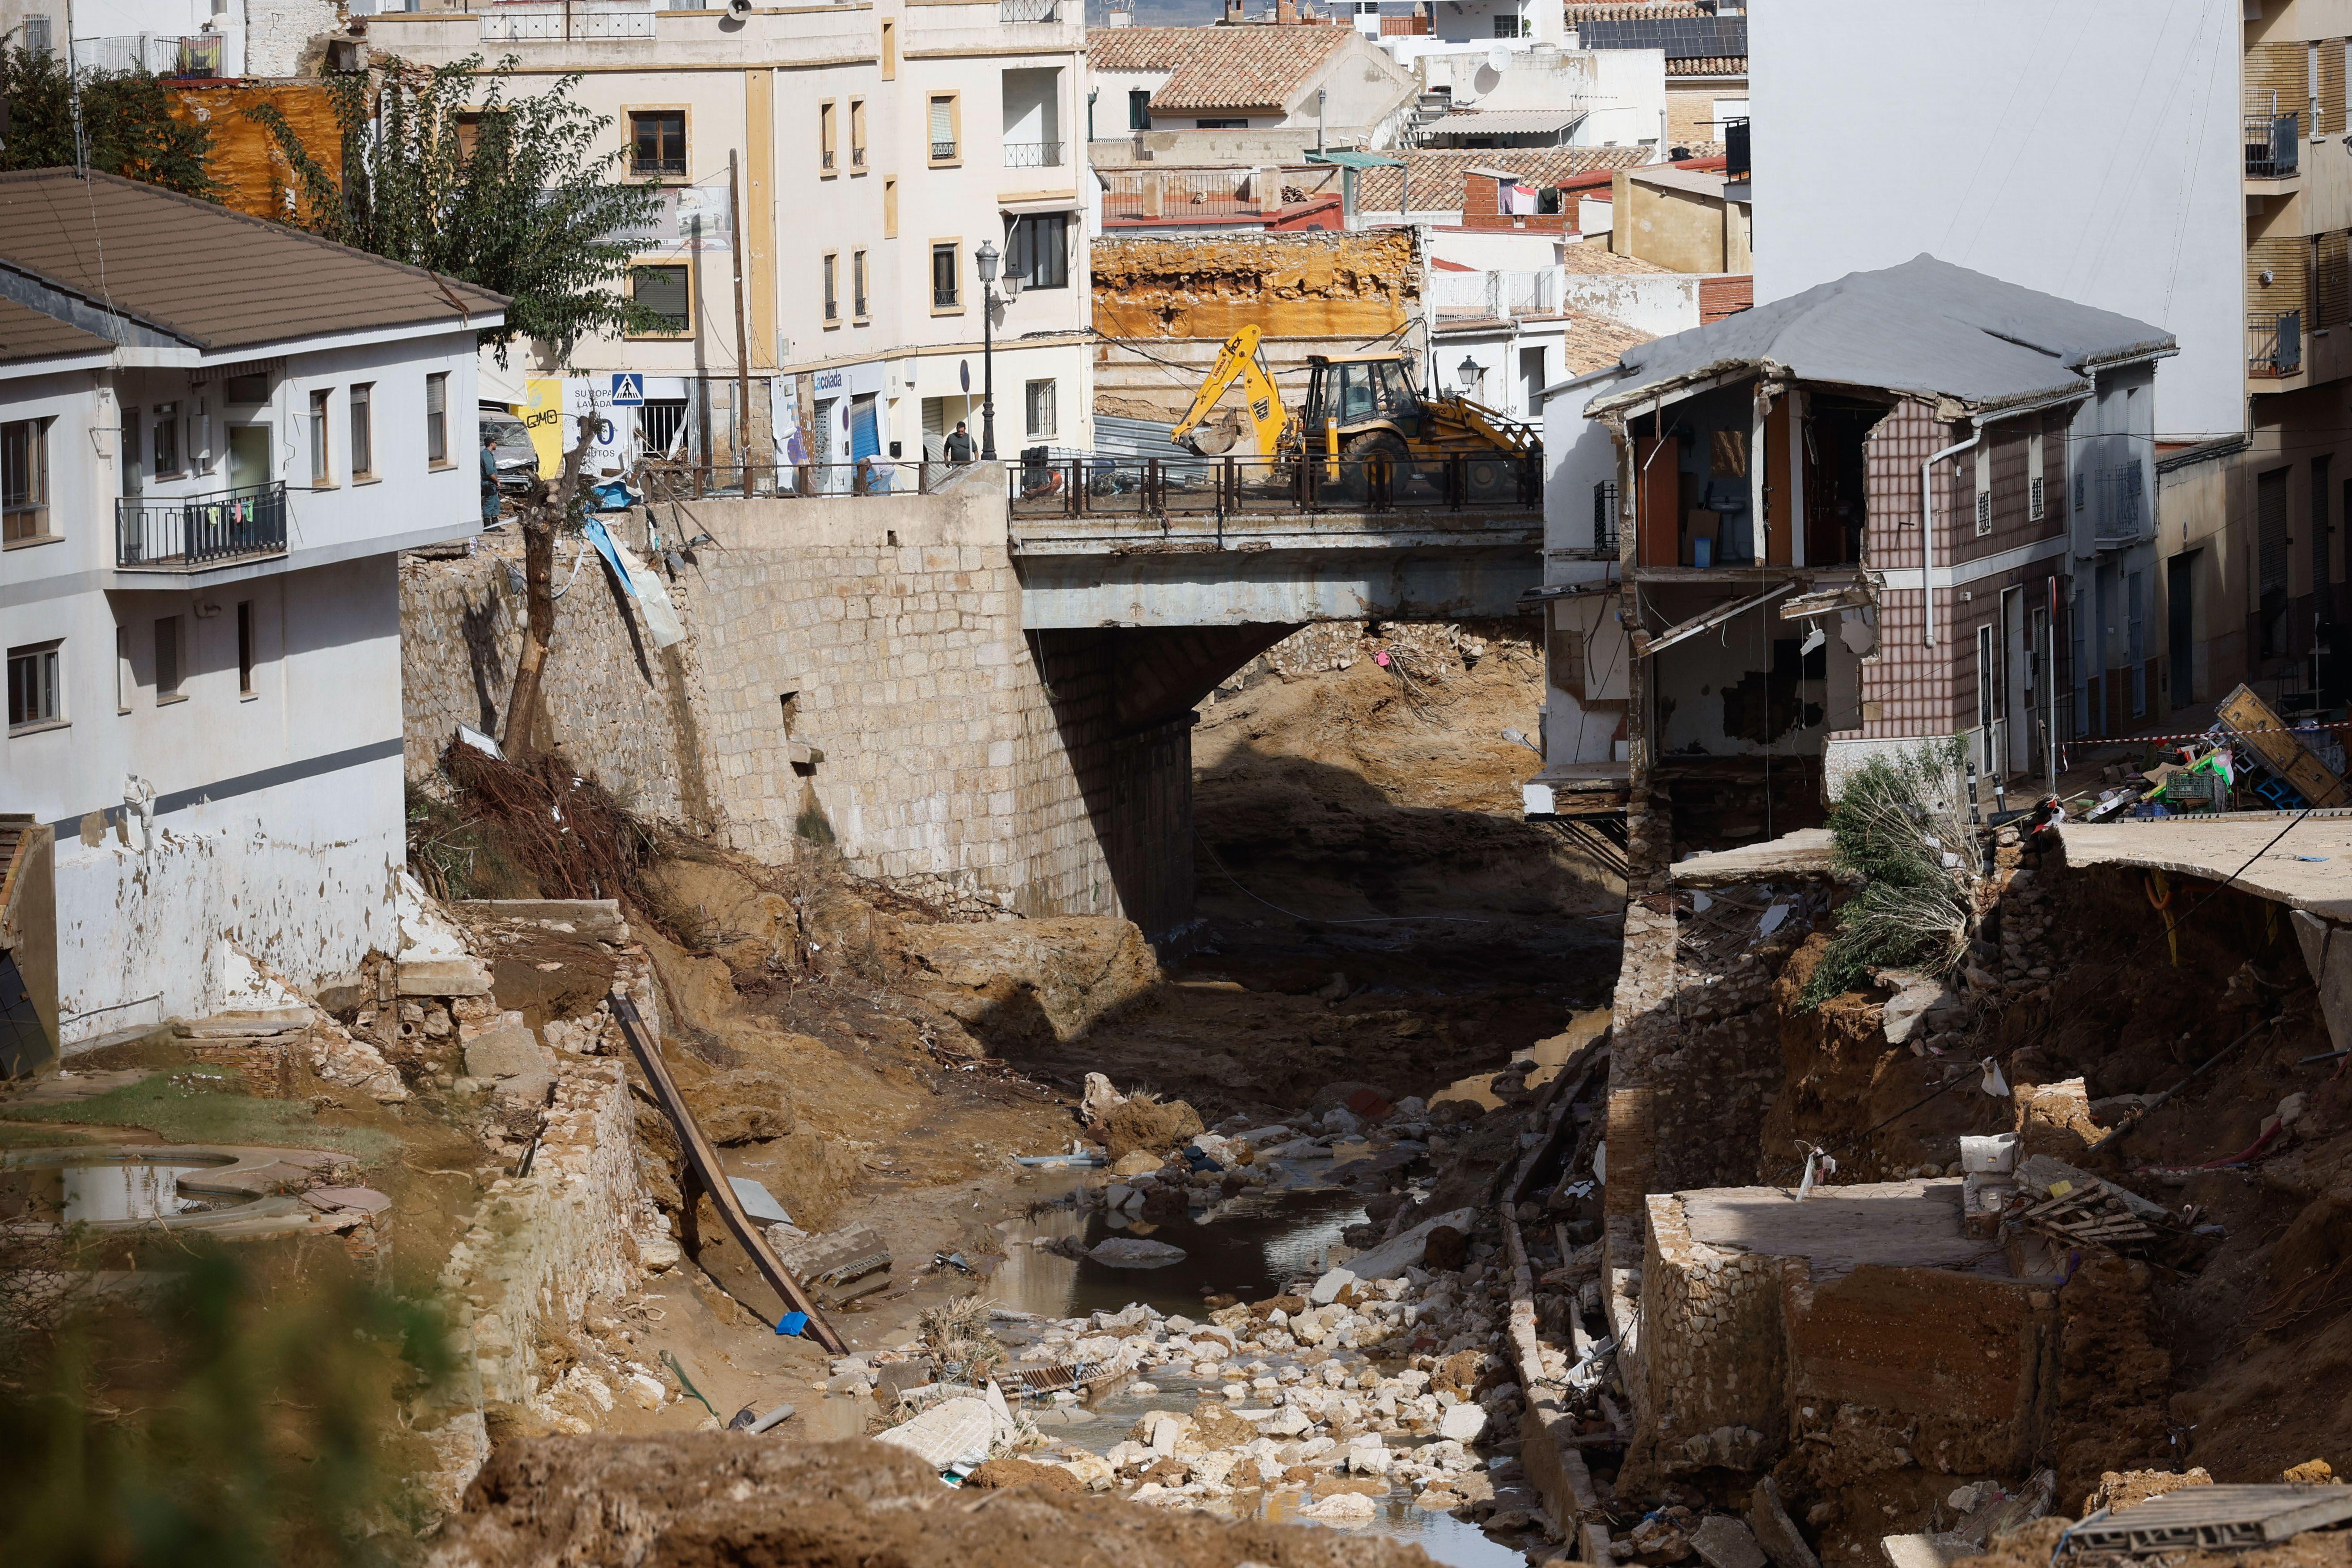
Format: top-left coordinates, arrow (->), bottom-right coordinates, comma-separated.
480,429 -> 504,526
942,420 -> 976,463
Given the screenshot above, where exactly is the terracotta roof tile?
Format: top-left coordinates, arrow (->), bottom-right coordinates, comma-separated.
0,168 -> 507,355
1091,25 -> 1359,115
1667,55 -> 1747,76
1558,244 -> 1673,275
1563,1 -> 1705,18
1359,145 -> 1651,210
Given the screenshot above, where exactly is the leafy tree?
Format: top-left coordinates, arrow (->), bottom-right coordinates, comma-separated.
1798,737 -> 1983,1008
0,46 -> 214,196
251,57 -> 661,360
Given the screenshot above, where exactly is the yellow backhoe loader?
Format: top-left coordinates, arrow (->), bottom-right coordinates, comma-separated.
1168,325 -> 1538,502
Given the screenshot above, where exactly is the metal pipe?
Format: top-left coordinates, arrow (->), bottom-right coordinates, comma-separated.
1919,424 -> 1983,647
728,150 -> 754,487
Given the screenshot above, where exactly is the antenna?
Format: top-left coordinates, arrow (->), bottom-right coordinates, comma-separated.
63,0 -> 88,175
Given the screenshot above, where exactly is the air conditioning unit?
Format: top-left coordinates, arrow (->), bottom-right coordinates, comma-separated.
1975,490 -> 1992,535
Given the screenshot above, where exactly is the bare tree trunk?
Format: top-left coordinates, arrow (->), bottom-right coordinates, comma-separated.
501,416 -> 597,764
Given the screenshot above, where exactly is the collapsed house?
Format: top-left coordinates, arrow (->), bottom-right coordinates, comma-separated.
1525,255 -> 2175,836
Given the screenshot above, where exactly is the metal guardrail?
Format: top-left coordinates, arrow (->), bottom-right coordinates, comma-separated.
641,461 -> 945,499
1000,0 -> 1058,18
1003,140 -> 1063,169
2246,112 -> 2300,178
116,480 -> 288,569
1003,453 -> 1544,522
2250,310 -> 2302,377
480,0 -> 655,39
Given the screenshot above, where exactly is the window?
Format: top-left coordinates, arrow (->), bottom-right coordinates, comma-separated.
1128,88 -> 1151,131
308,389 -> 332,485
2027,429 -> 2046,520
1007,212 -> 1070,289
630,110 -> 686,177
22,15 -> 51,56
426,372 -> 450,466
850,99 -> 867,169
194,396 -> 213,475
1194,119 -> 1246,129
349,383 -> 374,479
152,400 -> 180,477
853,250 -> 870,318
883,177 -> 899,238
1025,378 -> 1057,439
929,94 -> 960,164
154,616 -> 183,703
121,407 -> 142,496
237,601 -> 256,697
644,398 -> 688,458
820,100 -> 837,172
823,252 -> 840,323
932,242 -> 961,309
2,417 -> 50,543
630,264 -> 691,334
1493,13 -> 1521,35
881,18 -> 896,78
115,624 -> 132,713
7,642 -> 60,732
1973,443 -> 1991,536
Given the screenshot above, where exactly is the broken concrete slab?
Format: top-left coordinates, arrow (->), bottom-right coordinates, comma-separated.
301,1186 -> 393,1215
1880,1533 -> 1976,1568
1746,1476 -> 1822,1568
458,899 -> 630,943
174,1008 -> 314,1038
1694,1513 -> 1770,1568
1347,1206 -> 1481,1279
398,956 -> 493,997
1311,1266 -> 1357,1305
1439,1402 -> 1487,1441
2292,909 -> 2352,1055
1671,829 -> 1836,887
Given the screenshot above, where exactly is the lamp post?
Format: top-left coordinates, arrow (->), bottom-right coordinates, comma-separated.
1458,352 -> 1483,400
976,239 -> 1001,459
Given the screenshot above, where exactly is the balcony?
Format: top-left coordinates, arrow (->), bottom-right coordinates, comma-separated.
116,482 -> 288,571
931,140 -> 959,161
480,0 -> 654,41
1000,0 -> 1059,18
2250,310 -> 2303,379
2245,112 -> 2300,185
933,283 -> 960,309
631,155 -> 686,178
1003,140 -> 1063,169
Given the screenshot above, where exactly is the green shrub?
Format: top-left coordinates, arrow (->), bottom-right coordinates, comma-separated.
1800,738 -> 1982,1009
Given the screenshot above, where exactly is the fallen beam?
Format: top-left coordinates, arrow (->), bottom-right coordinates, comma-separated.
609,991 -> 848,1356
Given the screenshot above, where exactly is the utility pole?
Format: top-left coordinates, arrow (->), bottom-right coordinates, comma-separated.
728,149 -> 754,485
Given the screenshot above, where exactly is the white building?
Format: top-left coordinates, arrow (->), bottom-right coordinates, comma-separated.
0,169 -> 501,1051
372,0 -> 1094,472
0,0 -> 345,77
1751,0 -> 2352,724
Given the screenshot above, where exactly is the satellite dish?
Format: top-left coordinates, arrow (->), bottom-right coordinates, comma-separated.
1487,42 -> 1510,72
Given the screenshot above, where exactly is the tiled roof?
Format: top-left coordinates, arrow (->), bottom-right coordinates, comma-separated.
0,169 -> 506,354
1563,1 -> 1705,19
1433,307 -> 1655,376
1558,244 -> 1672,276
1091,25 -> 1358,114
0,295 -> 113,366
1668,55 -> 1747,76
1359,145 -> 1651,210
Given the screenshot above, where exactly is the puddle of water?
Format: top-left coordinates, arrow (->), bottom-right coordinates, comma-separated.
985,1167 -> 1528,1567
0,1158 -> 233,1224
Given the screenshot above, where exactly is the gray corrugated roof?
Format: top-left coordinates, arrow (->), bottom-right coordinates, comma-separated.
0,169 -> 507,355
0,296 -> 113,366
1587,255 -> 2176,416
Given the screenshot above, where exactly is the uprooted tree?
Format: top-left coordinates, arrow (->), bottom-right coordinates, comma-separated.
501,415 -> 598,764
250,55 -> 661,360
1800,737 -> 1984,1008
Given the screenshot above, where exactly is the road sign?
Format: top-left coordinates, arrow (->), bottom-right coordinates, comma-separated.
609,372 -> 645,407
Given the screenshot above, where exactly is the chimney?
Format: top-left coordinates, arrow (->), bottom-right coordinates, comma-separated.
1276,0 -> 1297,21
1223,0 -> 1244,21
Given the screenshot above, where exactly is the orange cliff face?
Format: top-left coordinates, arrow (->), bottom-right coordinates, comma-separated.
165,79 -> 344,222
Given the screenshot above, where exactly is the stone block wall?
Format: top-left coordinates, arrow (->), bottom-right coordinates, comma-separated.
401,492 -> 1201,931
1621,1190 -> 1787,1489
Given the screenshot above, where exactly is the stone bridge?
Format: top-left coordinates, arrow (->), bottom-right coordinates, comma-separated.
399,484 -> 1541,947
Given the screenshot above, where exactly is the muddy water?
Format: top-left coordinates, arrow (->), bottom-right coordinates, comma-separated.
0,1156 -> 236,1224
984,1169 -> 1523,1568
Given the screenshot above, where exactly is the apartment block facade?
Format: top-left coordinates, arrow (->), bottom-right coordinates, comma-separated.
372,0 -> 1093,472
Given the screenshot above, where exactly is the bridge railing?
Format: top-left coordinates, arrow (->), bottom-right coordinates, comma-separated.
1006,452 -> 1542,520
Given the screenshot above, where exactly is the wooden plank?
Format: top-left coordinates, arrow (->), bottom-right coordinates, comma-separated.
2217,684 -> 2350,807
610,991 -> 848,1354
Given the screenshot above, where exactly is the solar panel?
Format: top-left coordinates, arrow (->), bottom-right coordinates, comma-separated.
1579,15 -> 1746,58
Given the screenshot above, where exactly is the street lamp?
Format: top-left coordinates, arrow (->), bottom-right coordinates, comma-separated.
976,239 -> 1001,459
1458,353 -> 1483,399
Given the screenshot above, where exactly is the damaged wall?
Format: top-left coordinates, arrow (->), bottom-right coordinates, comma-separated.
1091,229 -> 1418,341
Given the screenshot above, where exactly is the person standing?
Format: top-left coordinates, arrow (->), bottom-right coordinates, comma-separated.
942,420 -> 976,464
480,429 -> 504,526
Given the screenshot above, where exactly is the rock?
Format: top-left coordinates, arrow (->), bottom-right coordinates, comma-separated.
1087,1237 -> 1188,1269
1310,1267 -> 1357,1305
1879,1534 -> 1975,1568
1080,1072 -> 1125,1123
1099,1096 -> 1207,1161
1422,1225 -> 1469,1271
1693,1515 -> 1769,1568
900,917 -> 1160,1047
2282,1459 -> 2333,1485
1439,1403 -> 1487,1442
1112,1149 -> 1163,1177
697,1069 -> 798,1145
1746,1476 -> 1822,1568
1260,1406 -> 1312,1437
463,1023 -> 546,1081
1346,1207 -> 1482,1280
963,1457 -> 1079,1493
1302,1491 -> 1377,1521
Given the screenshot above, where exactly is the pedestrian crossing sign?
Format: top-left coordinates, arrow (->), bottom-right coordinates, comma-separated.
609,372 -> 645,406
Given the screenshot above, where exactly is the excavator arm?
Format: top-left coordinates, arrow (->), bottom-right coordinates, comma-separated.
1171,325 -> 1288,457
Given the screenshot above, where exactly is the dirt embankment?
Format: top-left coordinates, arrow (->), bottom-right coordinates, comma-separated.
1751,833 -> 2352,1495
